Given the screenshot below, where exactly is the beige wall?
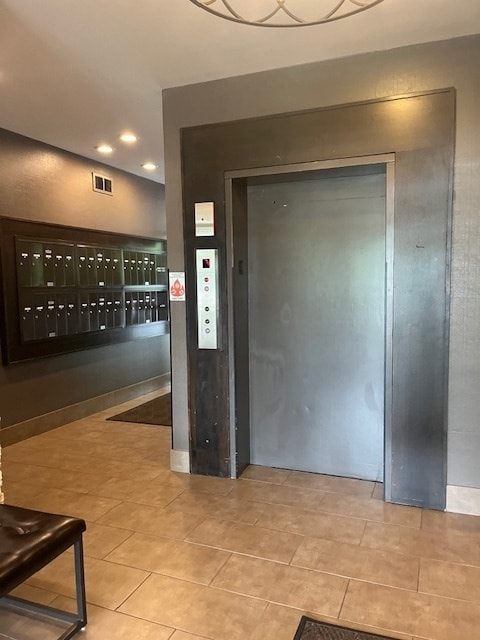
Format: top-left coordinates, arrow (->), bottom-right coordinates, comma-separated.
0,129 -> 166,238
0,129 -> 170,431
163,36 -> 480,512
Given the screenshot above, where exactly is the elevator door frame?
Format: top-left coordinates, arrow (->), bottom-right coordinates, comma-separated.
225,154 -> 395,497
181,90 -> 453,509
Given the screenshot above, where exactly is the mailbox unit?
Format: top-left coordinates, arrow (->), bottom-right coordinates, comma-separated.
0,217 -> 168,364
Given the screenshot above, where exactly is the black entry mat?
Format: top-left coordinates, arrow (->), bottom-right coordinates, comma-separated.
107,393 -> 171,426
294,617 -> 396,640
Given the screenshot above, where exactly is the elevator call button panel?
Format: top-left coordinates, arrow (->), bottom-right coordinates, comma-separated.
196,248 -> 219,349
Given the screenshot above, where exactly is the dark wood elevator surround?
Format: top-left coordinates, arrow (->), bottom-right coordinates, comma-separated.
181,89 -> 455,510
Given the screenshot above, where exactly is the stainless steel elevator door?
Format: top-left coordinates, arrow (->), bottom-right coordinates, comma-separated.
247,170 -> 386,481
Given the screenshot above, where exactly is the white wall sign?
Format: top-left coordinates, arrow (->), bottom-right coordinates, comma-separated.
194,202 -> 215,236
169,271 -> 186,301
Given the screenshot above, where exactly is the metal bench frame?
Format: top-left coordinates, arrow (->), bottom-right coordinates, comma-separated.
0,520 -> 87,640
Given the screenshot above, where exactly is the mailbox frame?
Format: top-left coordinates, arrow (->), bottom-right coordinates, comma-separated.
0,217 -> 169,364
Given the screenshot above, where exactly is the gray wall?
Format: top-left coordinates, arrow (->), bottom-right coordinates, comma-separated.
0,129 -> 170,428
163,35 -> 480,491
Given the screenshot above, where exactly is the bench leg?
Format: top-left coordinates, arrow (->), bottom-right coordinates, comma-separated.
74,535 -> 87,629
0,535 -> 87,640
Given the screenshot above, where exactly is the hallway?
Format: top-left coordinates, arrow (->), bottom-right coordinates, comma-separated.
2,391 -> 480,640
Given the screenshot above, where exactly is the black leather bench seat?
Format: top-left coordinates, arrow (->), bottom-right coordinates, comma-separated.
0,504 -> 86,596
0,504 -> 87,639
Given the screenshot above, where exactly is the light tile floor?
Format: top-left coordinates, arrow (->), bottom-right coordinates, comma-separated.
2,389 -> 480,639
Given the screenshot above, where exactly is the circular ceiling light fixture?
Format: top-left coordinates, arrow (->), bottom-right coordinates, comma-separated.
119,132 -> 138,144
96,144 -> 114,154
188,0 -> 385,27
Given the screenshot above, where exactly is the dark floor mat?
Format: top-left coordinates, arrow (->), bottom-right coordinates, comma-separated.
293,618 -> 396,640
107,393 -> 171,426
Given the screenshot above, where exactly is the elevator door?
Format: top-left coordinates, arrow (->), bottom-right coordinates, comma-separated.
247,169 -> 386,481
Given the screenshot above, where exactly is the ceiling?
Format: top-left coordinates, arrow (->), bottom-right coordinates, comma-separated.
1,1 -> 479,183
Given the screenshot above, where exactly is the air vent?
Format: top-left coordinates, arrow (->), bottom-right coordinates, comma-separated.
92,172 -> 113,195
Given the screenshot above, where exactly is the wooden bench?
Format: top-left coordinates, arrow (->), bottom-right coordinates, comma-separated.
0,504 -> 87,639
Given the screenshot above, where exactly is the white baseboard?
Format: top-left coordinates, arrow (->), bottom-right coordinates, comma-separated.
446,485 -> 480,516
170,449 -> 190,474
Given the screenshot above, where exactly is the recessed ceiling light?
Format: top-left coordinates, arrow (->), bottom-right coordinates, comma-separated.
96,144 -> 113,154
142,162 -> 157,171
119,132 -> 138,144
